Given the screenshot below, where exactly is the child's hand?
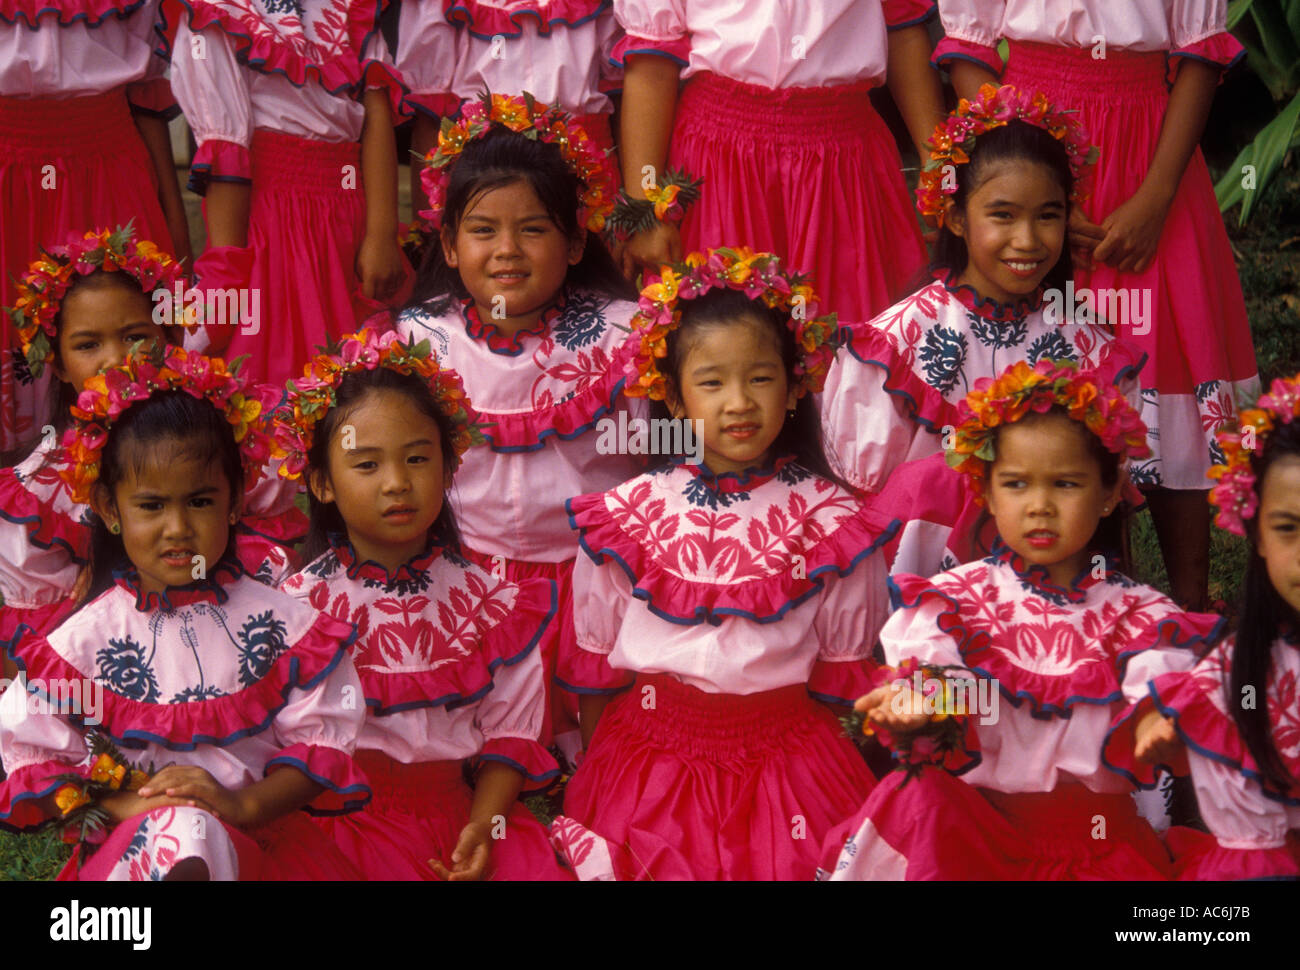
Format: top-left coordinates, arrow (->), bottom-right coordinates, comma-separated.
1092,186 -> 1171,274
855,683 -> 930,734
137,766 -> 252,828
1134,710 -> 1182,766
98,790 -> 196,825
356,232 -> 407,303
619,222 -> 682,279
1068,208 -> 1106,271
429,820 -> 492,881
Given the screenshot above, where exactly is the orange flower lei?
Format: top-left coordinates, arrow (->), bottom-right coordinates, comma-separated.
623,247 -> 839,402
272,328 -> 485,480
945,359 -> 1151,502
418,91 -> 616,233
916,84 -> 1100,227
5,224 -> 185,378
1208,373 -> 1300,536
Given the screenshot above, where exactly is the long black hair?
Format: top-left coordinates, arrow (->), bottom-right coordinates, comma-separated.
652,288 -> 856,493
405,125 -> 635,315
926,119 -> 1076,299
1233,418 -> 1300,793
79,390 -> 243,608
300,367 -> 464,565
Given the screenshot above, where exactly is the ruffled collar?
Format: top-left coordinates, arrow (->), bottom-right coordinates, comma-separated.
461,298 -> 564,355
329,532 -> 441,587
934,267 -> 1043,323
673,454 -> 798,495
988,539 -> 1115,604
114,555 -> 245,612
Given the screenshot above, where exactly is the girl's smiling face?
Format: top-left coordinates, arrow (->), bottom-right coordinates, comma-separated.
948,159 -> 1067,305
55,279 -> 166,391
1256,453 -> 1300,617
667,315 -> 796,475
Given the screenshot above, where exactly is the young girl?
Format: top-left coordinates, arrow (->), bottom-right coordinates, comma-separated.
0,228 -> 306,669
163,0 -> 410,388
612,0 -> 943,321
820,85 -> 1145,578
395,94 -> 642,753
397,1 -> 623,212
0,346 -> 369,880
932,0 -> 1260,611
277,328 -> 572,880
0,0 -> 190,452
548,248 -> 898,881
1107,374 -> 1300,879
821,359 -> 1223,880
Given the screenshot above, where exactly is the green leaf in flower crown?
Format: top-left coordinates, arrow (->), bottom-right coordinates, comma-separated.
408,338 -> 432,359
107,221 -> 135,252
974,438 -> 997,462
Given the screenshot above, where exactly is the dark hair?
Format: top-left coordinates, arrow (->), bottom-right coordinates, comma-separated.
1233,418 -> 1300,793
652,288 -> 857,493
926,120 -> 1076,298
300,368 -> 463,564
405,126 -> 635,314
78,390 -> 244,607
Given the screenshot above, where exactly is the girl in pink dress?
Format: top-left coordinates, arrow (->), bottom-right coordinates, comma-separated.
548,248 -> 897,881
821,360 -> 1223,880
395,95 -> 642,755
612,0 -> 943,322
163,0 -> 410,388
397,0 -> 623,211
0,0 -> 189,452
1107,374 -> 1300,879
276,328 -> 572,880
821,86 -> 1145,579
933,0 -> 1260,611
0,346 -> 368,880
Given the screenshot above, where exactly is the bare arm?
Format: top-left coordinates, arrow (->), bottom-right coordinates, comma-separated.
949,60 -> 1001,102
357,88 -> 406,301
886,25 -> 947,157
132,113 -> 193,266
617,55 -> 685,276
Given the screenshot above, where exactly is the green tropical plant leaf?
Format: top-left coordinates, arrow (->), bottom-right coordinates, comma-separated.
1215,88 -> 1300,222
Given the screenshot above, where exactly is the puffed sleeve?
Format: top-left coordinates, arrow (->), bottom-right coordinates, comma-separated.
597,5 -> 625,94
395,0 -> 460,118
471,626 -> 561,793
931,0 -> 1005,74
883,0 -> 937,30
807,561 -> 889,706
359,21 -> 411,121
264,644 -> 371,815
126,48 -> 181,120
820,346 -> 923,494
170,20 -> 253,196
0,670 -> 90,831
1168,0 -> 1245,77
879,588 -> 966,669
611,0 -> 690,67
556,552 -> 636,695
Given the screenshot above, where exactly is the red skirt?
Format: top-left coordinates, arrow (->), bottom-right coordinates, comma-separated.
1005,42 -> 1259,490
313,751 -> 572,880
559,673 -> 876,880
0,89 -> 176,452
669,73 -> 927,323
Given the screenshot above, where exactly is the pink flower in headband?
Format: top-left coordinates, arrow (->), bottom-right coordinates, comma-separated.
1208,373 -> 1300,536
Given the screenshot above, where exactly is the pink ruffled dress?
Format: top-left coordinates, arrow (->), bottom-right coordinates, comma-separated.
1107,632 -> 1300,879
549,457 -> 897,880
395,290 -> 647,747
164,0 -> 410,388
933,0 -> 1259,490
612,0 -> 931,322
821,270 -> 1146,578
281,536 -> 573,880
397,0 -> 623,163
0,0 -> 179,451
0,560 -> 370,880
820,544 -> 1225,880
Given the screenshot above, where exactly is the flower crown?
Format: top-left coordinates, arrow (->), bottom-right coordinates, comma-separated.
916,84 -> 1100,227
6,224 -> 186,378
623,247 -> 839,402
272,328 -> 485,481
418,92 -> 616,233
59,345 -> 276,505
945,359 -> 1151,502
1208,373 -> 1300,536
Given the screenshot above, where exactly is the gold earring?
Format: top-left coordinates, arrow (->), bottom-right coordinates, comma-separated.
109,521 -> 121,535
1102,506 -> 1112,515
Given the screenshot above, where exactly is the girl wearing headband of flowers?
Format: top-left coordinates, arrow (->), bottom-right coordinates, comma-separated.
1106,374 -> 1300,880
0,345 -> 370,880
396,92 -> 642,759
822,359 -> 1224,881
548,247 -> 899,881
276,329 -> 571,880
820,84 -> 1146,582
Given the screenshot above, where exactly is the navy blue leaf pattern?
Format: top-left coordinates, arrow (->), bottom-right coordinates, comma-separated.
552,293 -> 607,351
968,313 -> 1028,350
96,637 -> 160,703
170,685 -> 228,703
1025,330 -> 1076,366
1194,379 -> 1222,404
917,326 -> 968,396
682,476 -> 750,510
236,611 -> 289,687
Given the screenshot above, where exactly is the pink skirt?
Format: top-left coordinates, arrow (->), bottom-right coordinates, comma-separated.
821,769 -> 1172,880
0,89 -> 176,452
559,673 -> 876,880
314,751 -> 572,881
1164,825 -> 1300,881
1004,42 -> 1260,490
669,73 -> 927,323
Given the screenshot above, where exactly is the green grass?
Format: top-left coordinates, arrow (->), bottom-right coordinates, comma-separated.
0,827 -> 72,881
